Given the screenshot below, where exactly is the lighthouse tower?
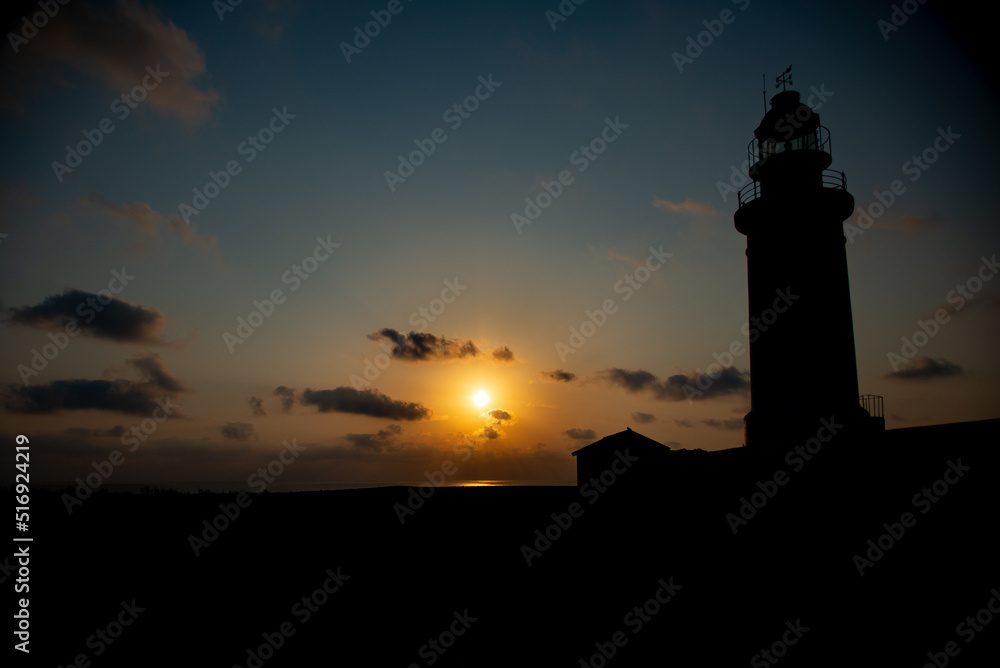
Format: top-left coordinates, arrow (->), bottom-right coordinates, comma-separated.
734,79 -> 870,450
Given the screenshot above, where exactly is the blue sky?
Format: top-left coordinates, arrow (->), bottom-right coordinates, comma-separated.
1,0 -> 998,486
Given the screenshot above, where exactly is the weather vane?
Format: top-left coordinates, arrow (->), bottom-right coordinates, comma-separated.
775,65 -> 793,91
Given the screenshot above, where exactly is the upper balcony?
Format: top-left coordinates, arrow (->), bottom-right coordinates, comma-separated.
738,168 -> 847,208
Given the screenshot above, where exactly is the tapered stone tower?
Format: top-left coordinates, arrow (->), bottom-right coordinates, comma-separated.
734,87 -> 870,450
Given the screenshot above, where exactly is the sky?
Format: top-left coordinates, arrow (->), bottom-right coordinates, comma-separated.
1,0 -> 998,487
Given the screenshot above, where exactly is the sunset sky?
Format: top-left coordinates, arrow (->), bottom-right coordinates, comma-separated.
2,0 -> 998,487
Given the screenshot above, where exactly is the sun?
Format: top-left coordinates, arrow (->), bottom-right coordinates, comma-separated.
473,390 -> 489,408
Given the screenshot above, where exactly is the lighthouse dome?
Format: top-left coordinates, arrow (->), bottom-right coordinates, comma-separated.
754,90 -> 820,143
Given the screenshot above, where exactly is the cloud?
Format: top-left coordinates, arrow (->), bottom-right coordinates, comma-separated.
4,288 -> 169,344
598,368 -> 658,392
673,419 -> 693,428
882,357 -> 963,381
542,369 -> 576,383
299,387 -> 431,421
597,367 -> 749,402
652,196 -> 717,217
477,425 -> 501,440
3,352 -> 188,415
248,396 -> 266,417
564,428 -> 596,440
491,346 -> 516,363
702,418 -> 743,430
80,193 -> 220,259
3,0 -> 221,125
632,412 -> 656,424
487,408 -> 516,424
273,386 -> 296,412
653,368 -> 749,401
344,424 -> 402,452
367,328 -> 481,362
220,422 -> 256,441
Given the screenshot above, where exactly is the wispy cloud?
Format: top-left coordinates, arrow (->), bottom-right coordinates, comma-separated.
652,196 -> 717,217
882,357 -> 963,381
3,0 -> 222,125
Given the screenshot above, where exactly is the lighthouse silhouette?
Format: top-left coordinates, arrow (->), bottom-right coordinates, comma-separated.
734,73 -> 873,450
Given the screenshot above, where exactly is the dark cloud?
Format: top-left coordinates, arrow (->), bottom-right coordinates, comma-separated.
248,396 -> 266,417
487,409 -> 515,424
220,422 -> 256,441
273,386 -> 296,412
564,428 -> 596,440
367,328 -> 480,362
300,387 -> 431,421
125,352 -> 186,392
479,425 -> 500,440
542,369 -> 576,383
883,357 -> 963,381
2,0 -> 222,125
598,366 -> 749,402
5,288 -> 167,343
3,352 -> 187,415
344,424 -> 402,452
673,419 -> 694,428
599,368 -> 658,392
653,367 -> 749,401
702,418 -> 744,430
632,412 -> 656,424
491,346 -> 515,363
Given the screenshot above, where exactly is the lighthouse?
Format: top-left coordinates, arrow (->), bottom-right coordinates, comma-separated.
734,74 -> 870,450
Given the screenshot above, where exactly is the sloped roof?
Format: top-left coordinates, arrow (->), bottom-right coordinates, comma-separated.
571,427 -> 671,457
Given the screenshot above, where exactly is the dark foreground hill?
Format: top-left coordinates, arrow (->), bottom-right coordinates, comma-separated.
13,419 -> 1000,666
